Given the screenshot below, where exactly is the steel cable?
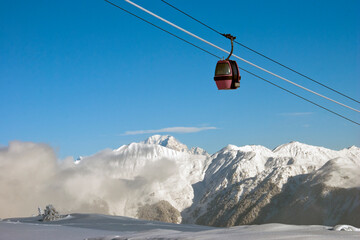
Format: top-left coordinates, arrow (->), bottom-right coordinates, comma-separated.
160,0 -> 360,104
104,0 -> 360,126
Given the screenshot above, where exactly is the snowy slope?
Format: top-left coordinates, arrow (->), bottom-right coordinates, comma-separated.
2,214 -> 360,240
254,157 -> 360,227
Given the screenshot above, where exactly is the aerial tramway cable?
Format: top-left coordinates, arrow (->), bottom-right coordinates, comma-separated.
160,0 -> 360,104
103,0 -> 219,59
103,0 -> 360,126
121,0 -> 360,114
238,68 -> 360,126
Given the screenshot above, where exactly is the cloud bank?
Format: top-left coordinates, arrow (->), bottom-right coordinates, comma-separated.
123,126 -> 217,135
0,141 -> 180,219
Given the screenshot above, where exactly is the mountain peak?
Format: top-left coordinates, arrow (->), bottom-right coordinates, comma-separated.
220,144 -> 239,151
142,135 -> 189,152
273,141 -> 320,153
218,144 -> 272,155
347,145 -> 360,151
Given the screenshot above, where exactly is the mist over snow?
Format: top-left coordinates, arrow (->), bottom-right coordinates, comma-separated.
0,136 -> 209,219
0,141 -> 59,218
0,136 -> 359,229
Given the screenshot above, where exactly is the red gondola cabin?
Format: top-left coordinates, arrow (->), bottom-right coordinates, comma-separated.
214,60 -> 241,90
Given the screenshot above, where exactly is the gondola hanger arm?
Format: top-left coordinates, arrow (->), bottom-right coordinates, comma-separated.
222,34 -> 236,60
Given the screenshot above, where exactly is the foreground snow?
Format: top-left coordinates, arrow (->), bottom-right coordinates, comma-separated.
1,214 -> 359,240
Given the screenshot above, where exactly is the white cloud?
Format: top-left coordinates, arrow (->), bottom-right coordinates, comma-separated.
278,112 -> 313,116
122,126 -> 217,135
0,141 -> 180,219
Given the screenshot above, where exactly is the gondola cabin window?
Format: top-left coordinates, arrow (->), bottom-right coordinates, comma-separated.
215,62 -> 231,76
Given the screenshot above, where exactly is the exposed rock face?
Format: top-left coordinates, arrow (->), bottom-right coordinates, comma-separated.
195,180 -> 281,227
137,200 -> 181,224
254,175 -> 360,227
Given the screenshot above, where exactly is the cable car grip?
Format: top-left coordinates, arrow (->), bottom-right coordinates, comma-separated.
222,33 -> 236,60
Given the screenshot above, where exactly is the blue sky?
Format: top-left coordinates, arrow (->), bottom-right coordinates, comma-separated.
1,0 -> 359,158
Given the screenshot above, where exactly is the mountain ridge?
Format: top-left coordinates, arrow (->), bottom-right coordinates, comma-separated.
119,135 -> 359,227
1,135 -> 358,227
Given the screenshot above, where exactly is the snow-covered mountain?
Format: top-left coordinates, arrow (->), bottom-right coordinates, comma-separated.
0,136 -> 358,227
73,136 -> 359,227
73,135 -> 210,222
183,141 -> 360,227
141,134 -> 208,155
